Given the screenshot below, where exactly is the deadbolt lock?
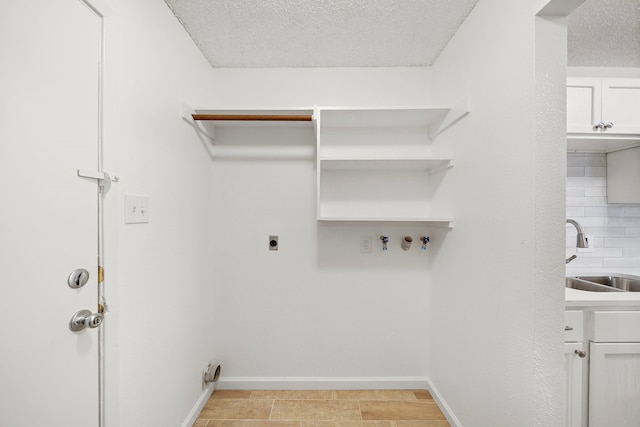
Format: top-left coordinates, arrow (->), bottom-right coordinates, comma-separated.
68,268 -> 90,289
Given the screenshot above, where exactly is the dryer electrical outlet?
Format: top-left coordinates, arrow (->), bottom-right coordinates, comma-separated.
269,235 -> 278,251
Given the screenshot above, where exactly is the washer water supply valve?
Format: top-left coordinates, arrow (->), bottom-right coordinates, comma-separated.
380,235 -> 389,251
421,236 -> 430,251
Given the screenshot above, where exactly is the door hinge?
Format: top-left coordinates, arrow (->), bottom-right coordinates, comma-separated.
77,170 -> 118,194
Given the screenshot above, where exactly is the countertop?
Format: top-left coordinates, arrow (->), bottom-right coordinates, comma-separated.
566,268 -> 640,308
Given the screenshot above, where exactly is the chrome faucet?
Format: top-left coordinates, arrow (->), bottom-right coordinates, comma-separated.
566,219 -> 588,264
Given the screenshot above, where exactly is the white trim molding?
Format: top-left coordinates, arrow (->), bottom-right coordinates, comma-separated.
180,383 -> 216,427
426,378 -> 463,427
217,376 -> 429,391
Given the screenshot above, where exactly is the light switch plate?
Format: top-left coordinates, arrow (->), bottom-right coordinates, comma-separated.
125,194 -> 150,224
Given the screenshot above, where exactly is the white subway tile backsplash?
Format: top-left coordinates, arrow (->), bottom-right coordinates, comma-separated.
575,217 -> 605,227
566,207 -> 585,217
624,248 -> 640,257
584,206 -> 625,217
567,197 -> 606,207
567,177 -> 606,187
606,217 -> 640,227
566,153 -> 640,269
567,167 -> 585,177
567,187 -> 585,197
567,154 -> 606,167
604,258 -> 640,268
585,187 -> 607,197
585,167 -> 606,177
568,256 -> 605,268
584,227 -> 625,237
625,207 -> 640,217
604,237 -> 640,248
590,247 -> 624,257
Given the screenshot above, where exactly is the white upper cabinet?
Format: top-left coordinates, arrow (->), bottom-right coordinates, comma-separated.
567,78 -> 640,152
602,79 -> 640,134
567,78 -> 602,134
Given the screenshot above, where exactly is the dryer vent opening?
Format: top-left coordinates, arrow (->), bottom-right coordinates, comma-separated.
203,362 -> 221,385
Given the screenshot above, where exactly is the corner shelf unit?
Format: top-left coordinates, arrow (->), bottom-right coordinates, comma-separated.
315,107 -> 461,227
182,105 -> 466,227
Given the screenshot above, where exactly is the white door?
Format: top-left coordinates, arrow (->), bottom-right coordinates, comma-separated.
589,342 -> 640,427
0,1 -> 104,425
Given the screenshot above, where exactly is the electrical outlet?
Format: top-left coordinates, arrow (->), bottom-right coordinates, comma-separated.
125,194 -> 150,224
360,236 -> 372,253
269,235 -> 278,251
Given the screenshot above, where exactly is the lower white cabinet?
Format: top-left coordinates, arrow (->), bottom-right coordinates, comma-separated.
564,342 -> 585,427
588,342 -> 640,427
564,309 -> 640,427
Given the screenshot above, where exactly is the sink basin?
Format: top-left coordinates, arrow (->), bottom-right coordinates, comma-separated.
566,277 -> 624,292
566,274 -> 640,292
576,275 -> 640,292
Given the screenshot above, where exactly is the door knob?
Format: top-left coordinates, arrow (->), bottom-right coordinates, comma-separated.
69,309 -> 104,331
68,268 -> 90,289
575,349 -> 587,358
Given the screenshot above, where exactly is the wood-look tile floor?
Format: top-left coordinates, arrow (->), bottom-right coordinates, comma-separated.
194,389 -> 450,427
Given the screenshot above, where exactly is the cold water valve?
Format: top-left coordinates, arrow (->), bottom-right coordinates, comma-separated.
380,235 -> 389,251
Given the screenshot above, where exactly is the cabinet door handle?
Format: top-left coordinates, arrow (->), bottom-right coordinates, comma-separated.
604,122 -> 614,129
565,326 -> 574,331
575,349 -> 587,358
594,122 -> 605,130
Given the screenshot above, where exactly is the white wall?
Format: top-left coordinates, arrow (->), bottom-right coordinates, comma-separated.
103,1 -> 217,425
199,68 -> 437,386
427,1 -> 566,426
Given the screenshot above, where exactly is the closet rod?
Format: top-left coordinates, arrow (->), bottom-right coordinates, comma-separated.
192,114 -> 313,122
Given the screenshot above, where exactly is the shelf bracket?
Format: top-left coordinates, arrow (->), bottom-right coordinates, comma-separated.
429,98 -> 470,139
428,159 -> 455,175
181,103 -> 216,142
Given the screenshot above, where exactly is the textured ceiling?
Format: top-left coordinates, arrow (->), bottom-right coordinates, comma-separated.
568,0 -> 640,67
164,0 -> 479,68
165,0 -> 640,69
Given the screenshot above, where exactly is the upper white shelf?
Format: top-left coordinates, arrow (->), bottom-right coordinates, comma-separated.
320,156 -> 454,172
319,107 -> 450,128
317,216 -> 454,227
191,108 -> 315,127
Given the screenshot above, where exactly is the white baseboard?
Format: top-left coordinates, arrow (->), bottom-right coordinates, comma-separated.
180,383 -> 215,427
217,376 -> 429,390
426,378 -> 463,427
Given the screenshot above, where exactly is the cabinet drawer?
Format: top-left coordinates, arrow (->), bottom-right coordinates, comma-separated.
590,311 -> 640,342
565,310 -> 584,342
